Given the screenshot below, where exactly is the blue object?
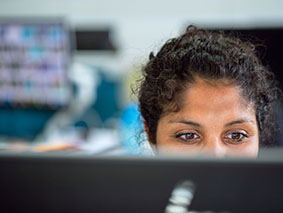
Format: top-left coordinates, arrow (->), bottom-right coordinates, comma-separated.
119,103 -> 143,154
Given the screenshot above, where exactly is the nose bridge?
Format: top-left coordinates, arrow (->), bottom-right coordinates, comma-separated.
203,135 -> 226,157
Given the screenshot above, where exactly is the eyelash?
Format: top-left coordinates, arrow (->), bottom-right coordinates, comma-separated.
175,132 -> 200,143
224,132 -> 249,143
175,132 -> 249,144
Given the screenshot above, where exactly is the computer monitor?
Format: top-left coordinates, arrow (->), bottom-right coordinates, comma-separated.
0,18 -> 72,140
0,152 -> 283,213
0,17 -> 71,108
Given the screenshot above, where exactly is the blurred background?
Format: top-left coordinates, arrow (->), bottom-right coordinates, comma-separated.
0,0 -> 282,155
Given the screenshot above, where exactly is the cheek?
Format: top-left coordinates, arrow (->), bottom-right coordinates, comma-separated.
157,144 -> 203,156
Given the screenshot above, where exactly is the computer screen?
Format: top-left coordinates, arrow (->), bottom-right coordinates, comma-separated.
0,18 -> 72,140
0,18 -> 71,109
1,153 -> 283,213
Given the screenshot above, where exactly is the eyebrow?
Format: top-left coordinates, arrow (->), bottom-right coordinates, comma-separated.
168,118 -> 254,128
224,119 -> 255,127
168,119 -> 201,127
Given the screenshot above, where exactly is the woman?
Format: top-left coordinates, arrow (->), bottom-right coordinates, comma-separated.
137,25 -> 282,157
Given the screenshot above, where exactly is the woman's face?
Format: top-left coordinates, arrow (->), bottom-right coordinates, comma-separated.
152,78 -> 259,157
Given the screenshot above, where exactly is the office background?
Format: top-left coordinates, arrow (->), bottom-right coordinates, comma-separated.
0,0 -> 282,153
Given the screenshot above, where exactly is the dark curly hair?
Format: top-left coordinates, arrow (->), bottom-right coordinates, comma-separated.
137,25 -> 282,147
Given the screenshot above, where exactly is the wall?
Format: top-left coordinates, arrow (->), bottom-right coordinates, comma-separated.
1,0 -> 283,74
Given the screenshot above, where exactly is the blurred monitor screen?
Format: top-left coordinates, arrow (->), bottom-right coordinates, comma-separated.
0,18 -> 71,140
0,18 -> 71,109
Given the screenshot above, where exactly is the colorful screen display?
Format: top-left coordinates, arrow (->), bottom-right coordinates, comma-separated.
0,19 -> 71,109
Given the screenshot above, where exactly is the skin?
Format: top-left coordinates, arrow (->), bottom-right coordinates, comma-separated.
147,78 -> 259,157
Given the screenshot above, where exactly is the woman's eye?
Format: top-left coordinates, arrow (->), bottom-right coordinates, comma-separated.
225,132 -> 248,143
176,132 -> 200,143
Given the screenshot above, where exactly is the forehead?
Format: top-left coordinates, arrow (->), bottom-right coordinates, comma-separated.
171,79 -> 256,122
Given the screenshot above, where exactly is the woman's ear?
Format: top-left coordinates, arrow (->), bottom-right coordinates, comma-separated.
144,121 -> 157,152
